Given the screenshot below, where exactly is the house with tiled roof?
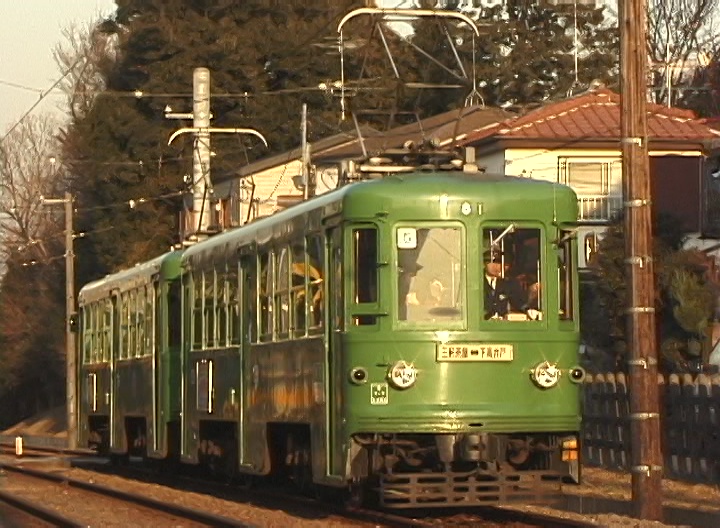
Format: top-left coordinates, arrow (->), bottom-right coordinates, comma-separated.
460,88 -> 720,268
218,104 -> 511,223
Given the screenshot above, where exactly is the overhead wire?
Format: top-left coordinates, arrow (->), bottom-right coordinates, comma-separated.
1,55 -> 85,144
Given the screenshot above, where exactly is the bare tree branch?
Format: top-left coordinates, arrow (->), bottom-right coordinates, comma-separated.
0,115 -> 65,263
54,21 -> 117,121
648,0 -> 720,105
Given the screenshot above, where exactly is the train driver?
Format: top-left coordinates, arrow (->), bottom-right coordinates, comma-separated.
483,251 -> 525,320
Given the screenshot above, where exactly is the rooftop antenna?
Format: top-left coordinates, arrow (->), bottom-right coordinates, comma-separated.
566,0 -> 581,97
464,32 -> 484,107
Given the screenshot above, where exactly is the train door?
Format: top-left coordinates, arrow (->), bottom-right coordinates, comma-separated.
326,225 -> 345,476
238,254 -> 254,467
109,293 -> 119,451
152,280 -> 162,453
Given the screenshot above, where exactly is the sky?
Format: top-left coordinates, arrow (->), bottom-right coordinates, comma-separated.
0,0 -> 117,134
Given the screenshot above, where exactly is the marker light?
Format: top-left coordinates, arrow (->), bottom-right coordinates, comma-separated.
531,361 -> 561,389
388,361 -> 417,389
349,367 -> 368,385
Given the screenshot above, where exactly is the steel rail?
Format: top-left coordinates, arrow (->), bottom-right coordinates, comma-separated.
0,488 -> 84,527
0,463 -> 258,528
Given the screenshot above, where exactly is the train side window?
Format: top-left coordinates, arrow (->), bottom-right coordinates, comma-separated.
217,266 -> 228,347
82,305 -> 93,364
119,292 -> 129,360
134,288 -> 143,358
353,227 -> 378,325
102,300 -> 112,362
291,241 -> 307,337
558,230 -> 575,321
228,264 -> 240,346
306,234 -> 325,333
204,270 -> 217,349
145,284 -> 154,356
259,251 -> 274,342
275,246 -> 290,339
192,272 -> 203,350
247,258 -> 258,343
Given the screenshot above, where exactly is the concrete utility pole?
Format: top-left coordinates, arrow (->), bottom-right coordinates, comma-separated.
42,191 -> 76,450
300,103 -> 310,201
619,0 -> 664,521
167,67 -> 267,240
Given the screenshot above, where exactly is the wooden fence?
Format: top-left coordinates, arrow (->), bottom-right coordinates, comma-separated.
582,372 -> 720,483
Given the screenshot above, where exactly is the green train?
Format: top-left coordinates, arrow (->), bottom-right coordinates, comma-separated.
77,166 -> 584,508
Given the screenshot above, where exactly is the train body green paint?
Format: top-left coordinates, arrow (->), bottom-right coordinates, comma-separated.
77,171 -> 583,507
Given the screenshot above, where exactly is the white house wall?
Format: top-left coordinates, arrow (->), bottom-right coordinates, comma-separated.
244,159 -> 305,220
479,151 -> 506,175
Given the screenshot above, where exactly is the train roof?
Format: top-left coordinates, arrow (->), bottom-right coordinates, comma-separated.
78,250 -> 183,306
183,171 -> 577,269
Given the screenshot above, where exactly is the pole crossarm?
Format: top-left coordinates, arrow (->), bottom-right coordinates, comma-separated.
167,127 -> 268,147
337,8 -> 481,36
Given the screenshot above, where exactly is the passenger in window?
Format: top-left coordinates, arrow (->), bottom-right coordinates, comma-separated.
521,280 -> 542,321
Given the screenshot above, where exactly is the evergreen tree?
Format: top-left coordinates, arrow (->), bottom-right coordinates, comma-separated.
62,0 -> 364,280
584,212 -> 717,373
410,0 -> 618,114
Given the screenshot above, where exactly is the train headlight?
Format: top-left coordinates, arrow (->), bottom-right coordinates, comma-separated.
531,361 -> 561,389
388,361 -> 417,389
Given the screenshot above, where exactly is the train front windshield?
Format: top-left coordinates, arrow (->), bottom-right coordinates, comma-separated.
394,224 -> 574,326
397,226 -> 464,323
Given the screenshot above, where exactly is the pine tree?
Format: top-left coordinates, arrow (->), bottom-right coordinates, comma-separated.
63,0 -> 363,278
409,0 -> 618,114
585,212 -> 717,372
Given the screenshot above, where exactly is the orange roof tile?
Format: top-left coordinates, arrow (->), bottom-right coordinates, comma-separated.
462,88 -> 720,144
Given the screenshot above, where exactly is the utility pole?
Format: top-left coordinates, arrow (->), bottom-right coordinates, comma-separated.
166,67 -> 267,241
620,0 -> 664,521
42,191 -> 76,450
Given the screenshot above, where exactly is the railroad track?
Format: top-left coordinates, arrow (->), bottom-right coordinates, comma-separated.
75,457 -> 596,527
0,462 -> 257,527
0,485 -> 83,528
1,437 -> 596,527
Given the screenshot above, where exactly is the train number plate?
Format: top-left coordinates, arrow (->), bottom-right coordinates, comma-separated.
437,343 -> 514,362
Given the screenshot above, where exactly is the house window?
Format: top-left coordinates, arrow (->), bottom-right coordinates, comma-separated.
559,158 -> 621,221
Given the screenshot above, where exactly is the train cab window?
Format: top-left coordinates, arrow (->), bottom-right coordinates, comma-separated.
192,272 -> 203,350
352,227 -> 378,326
482,227 -> 542,322
306,235 -> 325,333
397,227 -> 463,323
558,230 -> 575,321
